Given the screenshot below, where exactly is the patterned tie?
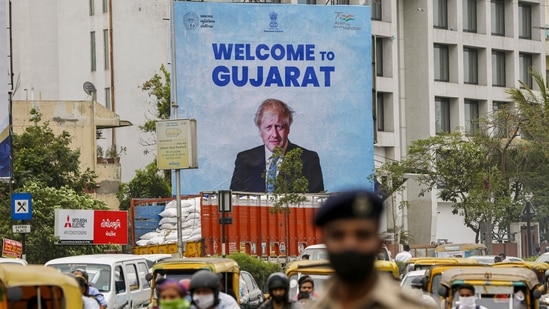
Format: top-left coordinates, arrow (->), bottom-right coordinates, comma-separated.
267,157 -> 278,193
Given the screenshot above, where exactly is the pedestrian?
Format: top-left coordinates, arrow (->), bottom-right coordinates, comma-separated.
72,269 -> 107,309
258,272 -> 301,309
308,189 -> 435,309
155,278 -> 190,309
394,244 -> 413,262
73,274 -> 100,309
189,270 -> 240,309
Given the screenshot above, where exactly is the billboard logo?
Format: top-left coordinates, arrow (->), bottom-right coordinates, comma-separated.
265,11 -> 282,33
184,12 -> 199,30
64,215 -> 72,228
100,218 -> 121,229
334,12 -> 361,30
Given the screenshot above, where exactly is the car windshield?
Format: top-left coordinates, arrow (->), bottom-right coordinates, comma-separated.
48,263 -> 112,292
288,274 -> 331,300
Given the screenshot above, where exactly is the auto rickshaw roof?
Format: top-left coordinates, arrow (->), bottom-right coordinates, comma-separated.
284,259 -> 333,276
0,264 -> 79,288
152,257 -> 240,273
406,257 -> 478,265
440,266 -> 539,290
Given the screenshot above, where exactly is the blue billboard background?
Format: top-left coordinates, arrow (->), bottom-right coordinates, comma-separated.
174,2 -> 372,194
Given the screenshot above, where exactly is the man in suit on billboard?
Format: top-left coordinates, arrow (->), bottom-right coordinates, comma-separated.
230,98 -> 324,193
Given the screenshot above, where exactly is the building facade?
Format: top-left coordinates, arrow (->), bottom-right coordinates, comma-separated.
8,0 -> 547,244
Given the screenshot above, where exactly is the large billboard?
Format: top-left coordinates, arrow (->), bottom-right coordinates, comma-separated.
174,3 -> 373,194
54,209 -> 128,245
0,0 -> 9,180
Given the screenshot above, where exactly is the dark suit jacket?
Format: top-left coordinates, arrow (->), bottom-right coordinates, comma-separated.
230,142 -> 324,193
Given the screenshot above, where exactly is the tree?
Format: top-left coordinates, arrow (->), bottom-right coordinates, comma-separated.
228,253 -> 281,291
0,110 -> 116,263
265,147 -> 308,260
139,64 -> 171,149
9,108 -> 96,193
117,162 -> 172,211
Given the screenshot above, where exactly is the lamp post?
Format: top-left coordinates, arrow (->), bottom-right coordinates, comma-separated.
218,190 -> 232,258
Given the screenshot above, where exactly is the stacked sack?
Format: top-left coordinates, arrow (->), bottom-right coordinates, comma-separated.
135,197 -> 202,246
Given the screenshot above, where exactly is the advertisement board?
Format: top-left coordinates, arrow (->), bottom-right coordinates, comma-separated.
93,210 -> 128,245
173,3 -> 373,194
156,119 -> 198,170
2,238 -> 22,258
55,209 -> 128,245
0,0 -> 10,179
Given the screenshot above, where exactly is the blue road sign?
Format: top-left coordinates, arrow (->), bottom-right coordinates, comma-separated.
11,192 -> 32,221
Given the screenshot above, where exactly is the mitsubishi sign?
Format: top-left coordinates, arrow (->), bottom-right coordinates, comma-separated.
54,209 -> 128,245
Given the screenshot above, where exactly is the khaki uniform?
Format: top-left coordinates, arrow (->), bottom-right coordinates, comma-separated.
308,273 -> 436,309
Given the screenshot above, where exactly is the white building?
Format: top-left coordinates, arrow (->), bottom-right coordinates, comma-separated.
8,0 -> 547,244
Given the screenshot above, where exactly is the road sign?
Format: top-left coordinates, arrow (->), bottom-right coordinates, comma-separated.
522,201 -> 537,216
11,193 -> 32,221
218,217 -> 233,225
12,225 -> 31,234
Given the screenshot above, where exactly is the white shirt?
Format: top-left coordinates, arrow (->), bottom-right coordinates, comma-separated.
394,251 -> 412,262
82,296 -> 100,309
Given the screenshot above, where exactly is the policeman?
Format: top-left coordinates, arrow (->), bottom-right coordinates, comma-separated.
258,273 -> 301,309
308,189 -> 436,309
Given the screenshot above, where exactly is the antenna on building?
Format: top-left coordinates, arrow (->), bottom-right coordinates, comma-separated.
83,81 -> 97,102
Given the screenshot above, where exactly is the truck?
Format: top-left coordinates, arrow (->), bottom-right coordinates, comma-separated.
130,192 -> 328,258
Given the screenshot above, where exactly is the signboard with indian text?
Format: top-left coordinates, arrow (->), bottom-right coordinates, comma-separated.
2,238 -> 22,258
173,3 -> 373,194
54,209 -> 128,245
156,119 -> 198,170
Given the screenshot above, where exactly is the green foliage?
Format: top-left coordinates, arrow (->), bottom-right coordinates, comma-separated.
117,162 -> 172,211
266,147 -> 308,213
139,64 -> 171,133
10,108 -> 97,192
228,253 -> 281,291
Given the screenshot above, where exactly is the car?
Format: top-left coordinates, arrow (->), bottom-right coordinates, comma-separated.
0,257 -> 27,266
400,269 -> 426,289
298,243 -> 392,261
536,252 -> 549,263
140,254 -> 173,271
239,270 -> 264,309
468,255 -> 523,265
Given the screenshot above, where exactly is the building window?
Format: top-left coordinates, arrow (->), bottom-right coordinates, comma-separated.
519,53 -> 532,88
463,0 -> 477,32
463,48 -> 478,84
492,50 -> 506,87
433,0 -> 448,29
105,87 -> 111,109
491,0 -> 505,36
371,0 -> 382,21
89,0 -> 95,16
103,29 -> 109,70
376,93 -> 384,131
518,4 -> 531,39
435,97 -> 451,133
376,38 -> 383,77
434,44 -> 449,82
90,31 -> 96,72
465,100 -> 480,135
103,0 -> 108,13
493,101 -> 509,138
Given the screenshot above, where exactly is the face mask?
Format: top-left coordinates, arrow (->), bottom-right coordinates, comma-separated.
459,296 -> 476,308
329,250 -> 376,283
193,294 -> 215,309
272,294 -> 287,303
158,298 -> 188,309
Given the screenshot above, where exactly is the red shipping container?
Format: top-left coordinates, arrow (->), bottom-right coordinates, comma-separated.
200,193 -> 326,257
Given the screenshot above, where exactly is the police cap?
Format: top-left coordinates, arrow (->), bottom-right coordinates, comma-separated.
314,189 -> 383,227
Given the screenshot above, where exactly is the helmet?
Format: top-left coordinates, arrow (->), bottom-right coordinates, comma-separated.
267,272 -> 289,291
189,270 -> 220,306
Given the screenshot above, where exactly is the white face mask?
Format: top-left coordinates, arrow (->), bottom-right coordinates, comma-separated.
193,294 -> 215,309
459,296 -> 476,308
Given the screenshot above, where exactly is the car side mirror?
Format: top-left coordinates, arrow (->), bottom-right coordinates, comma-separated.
438,286 -> 448,297
115,280 -> 125,294
145,273 -> 152,282
534,289 -> 543,299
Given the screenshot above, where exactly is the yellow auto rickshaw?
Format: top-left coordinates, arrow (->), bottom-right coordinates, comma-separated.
284,259 -> 333,300
494,261 -> 549,284
437,266 -> 542,309
435,243 -> 487,258
403,257 -> 478,275
375,260 -> 400,280
422,263 -> 485,297
0,264 -> 83,309
149,257 -> 240,307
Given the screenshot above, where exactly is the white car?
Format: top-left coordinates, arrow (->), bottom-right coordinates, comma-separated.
400,269 -> 426,289
0,257 -> 27,266
468,255 -> 523,265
